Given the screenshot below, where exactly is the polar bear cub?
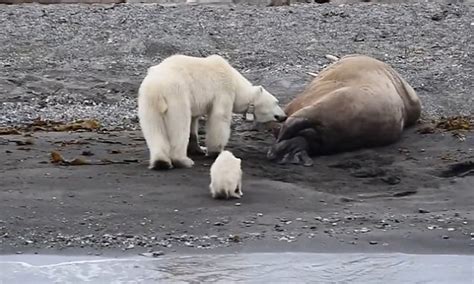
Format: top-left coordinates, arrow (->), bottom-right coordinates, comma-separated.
209,150 -> 243,199
138,54 -> 287,170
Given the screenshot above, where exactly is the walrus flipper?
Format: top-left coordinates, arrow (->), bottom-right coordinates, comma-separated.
267,137 -> 314,167
276,117 -> 314,143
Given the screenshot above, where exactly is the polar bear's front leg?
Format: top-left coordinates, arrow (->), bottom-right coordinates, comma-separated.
205,106 -> 233,157
187,117 -> 207,156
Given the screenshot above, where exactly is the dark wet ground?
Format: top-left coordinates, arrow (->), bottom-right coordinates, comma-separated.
1,124 -> 473,255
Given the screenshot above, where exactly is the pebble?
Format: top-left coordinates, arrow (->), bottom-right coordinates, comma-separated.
442,235 -> 450,240
418,208 -> 430,214
235,203 -> 241,206
369,241 -> 378,245
355,227 -> 371,233
139,251 -> 164,258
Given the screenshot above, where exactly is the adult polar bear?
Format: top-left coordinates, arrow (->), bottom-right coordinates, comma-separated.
138,54 -> 287,170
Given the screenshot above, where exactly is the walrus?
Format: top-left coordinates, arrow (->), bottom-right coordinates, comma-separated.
267,54 -> 422,166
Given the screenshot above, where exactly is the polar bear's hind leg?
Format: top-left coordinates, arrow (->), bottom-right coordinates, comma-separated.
166,98 -> 195,168
138,89 -> 172,170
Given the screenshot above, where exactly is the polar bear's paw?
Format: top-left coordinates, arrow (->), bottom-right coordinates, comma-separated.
172,157 -> 195,169
149,160 -> 173,170
187,144 -> 207,156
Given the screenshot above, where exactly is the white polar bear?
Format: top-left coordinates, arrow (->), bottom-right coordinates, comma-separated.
138,54 -> 287,170
209,150 -> 243,199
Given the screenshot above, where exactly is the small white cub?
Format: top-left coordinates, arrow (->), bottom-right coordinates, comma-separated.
209,150 -> 243,199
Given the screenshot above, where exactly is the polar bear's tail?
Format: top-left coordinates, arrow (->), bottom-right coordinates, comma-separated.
138,79 -> 172,170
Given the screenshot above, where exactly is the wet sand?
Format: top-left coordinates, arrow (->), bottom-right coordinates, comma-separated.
1,122 -> 473,256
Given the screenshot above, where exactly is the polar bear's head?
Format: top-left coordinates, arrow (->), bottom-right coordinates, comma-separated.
252,86 -> 287,123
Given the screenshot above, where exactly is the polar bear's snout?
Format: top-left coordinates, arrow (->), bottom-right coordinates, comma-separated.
274,113 -> 287,122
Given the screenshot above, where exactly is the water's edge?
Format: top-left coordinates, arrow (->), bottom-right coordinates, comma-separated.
1,253 -> 473,283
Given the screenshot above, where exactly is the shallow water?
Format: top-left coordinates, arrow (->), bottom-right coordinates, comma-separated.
1,252 -> 473,283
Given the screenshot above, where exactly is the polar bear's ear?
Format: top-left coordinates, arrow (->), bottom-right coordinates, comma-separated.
253,85 -> 263,96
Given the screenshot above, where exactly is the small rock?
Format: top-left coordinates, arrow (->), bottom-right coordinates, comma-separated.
279,236 -> 289,242
140,251 -> 164,258
418,208 -> 430,214
447,228 -> 455,232
228,235 -> 240,243
369,241 -> 378,245
82,150 -> 94,156
442,235 -> 449,239
274,224 -> 284,232
431,11 -> 447,21
381,176 -> 401,185
340,197 -> 356,203
235,203 -> 241,206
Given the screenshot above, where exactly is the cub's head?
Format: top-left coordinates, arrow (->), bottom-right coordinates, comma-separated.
252,86 -> 287,123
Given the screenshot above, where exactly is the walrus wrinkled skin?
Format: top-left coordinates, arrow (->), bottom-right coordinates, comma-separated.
267,54 -> 422,166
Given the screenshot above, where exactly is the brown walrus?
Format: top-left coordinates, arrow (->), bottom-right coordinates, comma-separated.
267,54 -> 422,166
